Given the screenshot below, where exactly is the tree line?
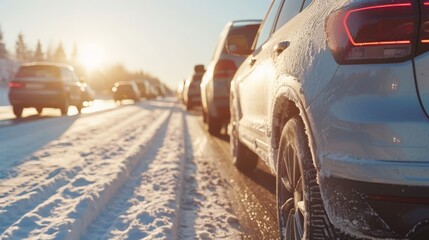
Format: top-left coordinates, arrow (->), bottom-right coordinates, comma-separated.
0,25 -> 170,93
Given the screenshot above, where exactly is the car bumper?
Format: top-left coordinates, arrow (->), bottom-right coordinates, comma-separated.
9,90 -> 65,108
320,176 -> 429,238
306,62 -> 429,238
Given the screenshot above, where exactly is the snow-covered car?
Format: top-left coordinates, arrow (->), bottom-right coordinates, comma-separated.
183,65 -> 205,110
200,20 -> 260,135
8,62 -> 86,117
229,0 -> 429,239
112,81 -> 141,103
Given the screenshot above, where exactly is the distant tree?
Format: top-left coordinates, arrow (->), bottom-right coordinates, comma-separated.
70,43 -> 78,64
0,25 -> 8,59
54,42 -> 67,62
45,42 -> 54,61
15,32 -> 31,61
33,40 -> 44,61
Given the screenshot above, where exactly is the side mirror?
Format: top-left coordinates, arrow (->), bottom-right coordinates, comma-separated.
226,35 -> 253,56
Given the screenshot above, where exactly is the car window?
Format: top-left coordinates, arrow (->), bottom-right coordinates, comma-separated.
118,84 -> 133,91
274,0 -> 305,32
227,24 -> 260,53
62,68 -> 74,82
254,0 -> 283,50
302,0 -> 313,10
16,65 -> 61,79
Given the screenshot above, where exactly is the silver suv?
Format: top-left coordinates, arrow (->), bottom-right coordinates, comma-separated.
200,20 -> 260,135
229,0 -> 429,239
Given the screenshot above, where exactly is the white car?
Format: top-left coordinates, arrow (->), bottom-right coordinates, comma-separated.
200,20 -> 260,135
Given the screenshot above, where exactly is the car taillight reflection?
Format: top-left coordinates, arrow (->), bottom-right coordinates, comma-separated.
9,82 -> 24,88
418,1 -> 429,53
214,59 -> 237,78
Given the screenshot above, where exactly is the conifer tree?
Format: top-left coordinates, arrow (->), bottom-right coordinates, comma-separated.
54,42 -> 67,62
71,43 -> 78,63
33,40 -> 44,61
0,25 -> 7,59
15,32 -> 30,61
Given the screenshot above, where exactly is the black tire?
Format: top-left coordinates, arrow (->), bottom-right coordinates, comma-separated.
230,109 -> 257,173
207,113 -> 222,136
277,117 -> 336,240
76,105 -> 83,113
36,107 -> 43,115
13,106 -> 23,118
60,97 -> 69,116
202,110 -> 207,124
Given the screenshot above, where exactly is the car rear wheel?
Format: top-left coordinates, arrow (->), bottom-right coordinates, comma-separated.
60,97 -> 69,116
76,104 -> 83,113
208,113 -> 222,136
36,107 -> 43,115
202,110 -> 207,124
13,106 -> 23,118
277,117 -> 336,240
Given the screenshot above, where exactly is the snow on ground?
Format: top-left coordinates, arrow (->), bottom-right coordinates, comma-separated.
178,122 -> 240,239
0,101 -> 240,239
0,87 -> 8,106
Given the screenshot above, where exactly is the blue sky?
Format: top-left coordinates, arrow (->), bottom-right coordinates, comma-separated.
0,0 -> 271,88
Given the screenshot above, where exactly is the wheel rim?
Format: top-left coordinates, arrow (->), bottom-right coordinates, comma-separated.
279,144 -> 305,240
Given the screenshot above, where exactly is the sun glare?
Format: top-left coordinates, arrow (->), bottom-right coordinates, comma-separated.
80,44 -> 103,70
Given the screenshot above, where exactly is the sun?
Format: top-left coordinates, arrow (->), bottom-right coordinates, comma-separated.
79,44 -> 103,70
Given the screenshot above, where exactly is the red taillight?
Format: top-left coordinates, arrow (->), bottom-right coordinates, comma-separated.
418,1 -> 429,54
214,60 -> 237,78
326,0 -> 418,64
8,82 -> 24,88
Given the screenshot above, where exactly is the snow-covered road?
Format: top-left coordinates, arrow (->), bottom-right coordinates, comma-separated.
0,100 -> 243,239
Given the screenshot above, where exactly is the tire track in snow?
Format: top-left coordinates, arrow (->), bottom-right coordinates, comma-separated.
176,113 -> 241,239
83,108 -> 185,239
0,107 -> 154,235
0,106 -> 170,239
0,106 -> 146,176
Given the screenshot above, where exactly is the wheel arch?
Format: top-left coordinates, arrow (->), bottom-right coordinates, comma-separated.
270,85 -> 319,175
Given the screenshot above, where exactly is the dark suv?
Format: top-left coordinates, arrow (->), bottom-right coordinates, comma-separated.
9,62 -> 87,117
112,81 -> 141,103
183,65 -> 205,110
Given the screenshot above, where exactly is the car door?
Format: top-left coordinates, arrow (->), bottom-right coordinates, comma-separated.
236,0 -> 283,152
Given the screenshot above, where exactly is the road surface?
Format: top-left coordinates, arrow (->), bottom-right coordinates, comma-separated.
0,98 -> 278,239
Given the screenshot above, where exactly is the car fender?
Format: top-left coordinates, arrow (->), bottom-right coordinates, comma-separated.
269,77 -> 319,176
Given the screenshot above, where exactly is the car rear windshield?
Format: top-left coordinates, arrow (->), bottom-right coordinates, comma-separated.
16,65 -> 61,79
226,24 -> 260,52
192,74 -> 203,82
